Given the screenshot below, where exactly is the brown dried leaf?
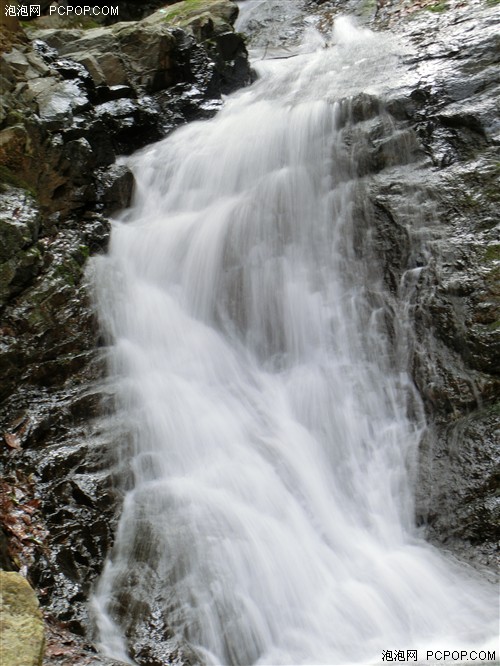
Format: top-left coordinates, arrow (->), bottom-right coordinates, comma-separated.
7,522 -> 30,541
4,432 -> 21,449
0,325 -> 15,337
23,499 -> 41,514
3,515 -> 17,528
45,644 -> 77,657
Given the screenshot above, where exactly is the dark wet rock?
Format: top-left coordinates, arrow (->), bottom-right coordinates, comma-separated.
95,164 -> 135,213
301,0 -> 499,572
106,565 -> 201,666
0,188 -> 42,305
0,528 -> 16,571
0,212 -> 110,402
92,97 -> 163,154
0,381 -> 127,638
354,2 -> 500,569
414,418 -> 499,578
0,184 -> 113,647
95,84 -> 136,103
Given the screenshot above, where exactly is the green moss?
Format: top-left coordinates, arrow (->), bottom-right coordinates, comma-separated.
359,0 -> 377,15
54,263 -> 78,287
484,186 -> 500,203
161,0 -> 210,22
78,245 -> 90,260
426,1 -> 448,11
0,166 -> 36,198
484,244 -> 500,262
485,0 -> 500,6
6,110 -> 25,125
460,192 -> 480,209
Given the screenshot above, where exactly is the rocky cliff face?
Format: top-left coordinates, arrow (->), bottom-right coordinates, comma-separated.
306,0 -> 498,572
1,0 -> 498,664
243,0 -> 499,569
368,2 -> 499,570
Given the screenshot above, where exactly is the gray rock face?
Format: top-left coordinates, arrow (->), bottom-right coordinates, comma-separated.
362,4 -> 499,568
0,189 -> 42,304
303,0 -> 498,569
0,1 -> 251,217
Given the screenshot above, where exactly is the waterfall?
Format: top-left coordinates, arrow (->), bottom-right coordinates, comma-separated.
90,8 -> 498,666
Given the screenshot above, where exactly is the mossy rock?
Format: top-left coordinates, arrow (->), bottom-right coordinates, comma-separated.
0,571 -> 45,666
426,1 -> 449,12
147,0 -> 238,29
483,244 -> 500,263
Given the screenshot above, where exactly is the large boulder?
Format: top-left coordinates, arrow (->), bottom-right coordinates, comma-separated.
0,1 -> 250,216
30,0 -> 250,96
0,571 -> 45,666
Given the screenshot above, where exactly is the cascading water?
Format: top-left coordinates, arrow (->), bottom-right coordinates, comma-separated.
90,6 -> 498,665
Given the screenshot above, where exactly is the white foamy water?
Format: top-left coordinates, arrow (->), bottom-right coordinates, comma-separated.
90,13 -> 498,666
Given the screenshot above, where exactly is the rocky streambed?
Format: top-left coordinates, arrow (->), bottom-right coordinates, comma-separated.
1,0 -> 498,664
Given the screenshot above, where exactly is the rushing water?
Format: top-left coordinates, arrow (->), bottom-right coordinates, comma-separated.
90,7 -> 498,666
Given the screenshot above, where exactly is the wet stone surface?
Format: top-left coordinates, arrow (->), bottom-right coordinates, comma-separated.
368,2 -> 499,568
299,0 -> 499,570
